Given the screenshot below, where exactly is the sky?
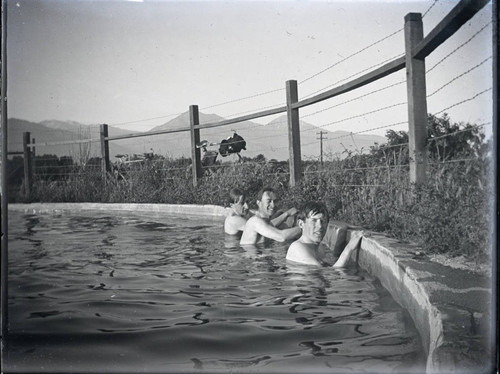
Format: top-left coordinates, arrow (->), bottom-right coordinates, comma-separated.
6,0 -> 493,138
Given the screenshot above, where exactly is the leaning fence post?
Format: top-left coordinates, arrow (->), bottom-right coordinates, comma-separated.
100,124 -> 110,179
22,131 -> 33,198
189,105 -> 202,187
286,80 -> 302,187
405,13 -> 428,185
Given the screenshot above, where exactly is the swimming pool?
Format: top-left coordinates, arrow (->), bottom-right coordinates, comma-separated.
5,210 -> 425,373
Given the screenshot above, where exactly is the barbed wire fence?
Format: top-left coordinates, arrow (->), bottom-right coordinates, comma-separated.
11,0 -> 492,200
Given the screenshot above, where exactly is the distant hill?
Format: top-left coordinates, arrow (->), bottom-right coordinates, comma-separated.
6,114 -> 386,163
7,118 -> 135,160
147,112 -> 386,161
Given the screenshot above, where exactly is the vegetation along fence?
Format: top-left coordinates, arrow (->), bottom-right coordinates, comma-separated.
12,0 -> 492,196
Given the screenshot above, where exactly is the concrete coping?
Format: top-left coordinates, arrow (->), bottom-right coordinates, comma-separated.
323,222 -> 493,374
8,202 -> 229,218
7,203 -> 494,373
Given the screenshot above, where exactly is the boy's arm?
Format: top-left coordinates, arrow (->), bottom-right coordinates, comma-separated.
332,233 -> 363,268
254,218 -> 301,242
271,207 -> 298,228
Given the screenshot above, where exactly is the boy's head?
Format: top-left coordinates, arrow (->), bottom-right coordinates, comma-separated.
227,188 -> 248,216
297,201 -> 329,244
256,186 -> 277,219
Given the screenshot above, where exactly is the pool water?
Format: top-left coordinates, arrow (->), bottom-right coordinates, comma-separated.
5,210 -> 425,373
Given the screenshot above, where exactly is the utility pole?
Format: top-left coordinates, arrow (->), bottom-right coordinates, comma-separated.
317,131 -> 327,166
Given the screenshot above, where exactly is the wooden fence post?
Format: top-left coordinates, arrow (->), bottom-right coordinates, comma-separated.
190,105 -> 202,186
100,124 -> 110,179
405,13 -> 428,185
286,80 -> 302,187
22,132 -> 33,197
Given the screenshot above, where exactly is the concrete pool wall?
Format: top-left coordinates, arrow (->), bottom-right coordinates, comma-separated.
324,223 -> 493,374
7,203 -> 494,374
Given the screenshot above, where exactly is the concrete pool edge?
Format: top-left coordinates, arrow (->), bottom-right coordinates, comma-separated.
7,202 -> 228,218
7,203 -> 494,373
325,223 -> 493,374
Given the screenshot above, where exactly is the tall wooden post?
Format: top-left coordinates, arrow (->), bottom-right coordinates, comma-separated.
286,80 -> 302,187
22,131 -> 32,197
189,105 -> 202,186
100,124 -> 110,179
405,13 -> 428,185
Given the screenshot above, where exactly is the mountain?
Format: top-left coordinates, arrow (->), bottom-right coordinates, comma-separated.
147,112 -> 386,161
39,119 -> 141,139
6,118 -> 134,160
6,114 -> 387,164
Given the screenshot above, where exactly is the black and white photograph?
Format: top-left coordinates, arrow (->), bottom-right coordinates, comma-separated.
1,0 -> 496,373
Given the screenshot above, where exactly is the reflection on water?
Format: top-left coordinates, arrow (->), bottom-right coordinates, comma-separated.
6,210 -> 425,373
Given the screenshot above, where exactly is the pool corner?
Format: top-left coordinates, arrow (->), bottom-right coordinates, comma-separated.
325,222 -> 493,374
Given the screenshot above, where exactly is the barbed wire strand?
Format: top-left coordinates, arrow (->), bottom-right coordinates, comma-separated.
434,87 -> 492,115
201,88 -> 285,111
426,21 -> 492,74
221,102 -> 286,119
427,122 -> 489,143
427,56 -> 492,98
299,27 -> 404,85
301,80 -> 406,119
433,158 -> 482,165
305,102 -> 407,132
302,53 -> 405,99
422,0 -> 439,18
324,121 -> 409,141
110,112 -> 184,127
304,163 -> 410,174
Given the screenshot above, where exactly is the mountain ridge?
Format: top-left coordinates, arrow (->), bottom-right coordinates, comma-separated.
6,114 -> 386,161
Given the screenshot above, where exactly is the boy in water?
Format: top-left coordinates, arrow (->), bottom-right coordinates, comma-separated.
224,188 -> 251,235
239,187 -> 301,244
286,201 -> 363,267
226,187 -> 299,236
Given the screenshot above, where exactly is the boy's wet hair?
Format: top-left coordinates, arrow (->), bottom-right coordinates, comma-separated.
297,201 -> 329,221
227,188 -> 246,206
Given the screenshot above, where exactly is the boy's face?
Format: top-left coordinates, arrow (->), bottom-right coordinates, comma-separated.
257,191 -> 276,218
299,211 -> 328,244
